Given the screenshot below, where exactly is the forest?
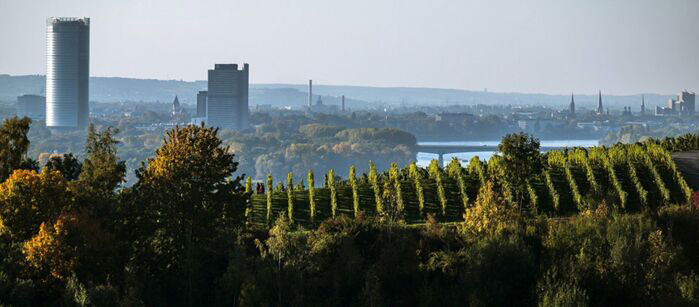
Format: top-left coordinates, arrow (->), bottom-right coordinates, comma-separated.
1,116 -> 699,306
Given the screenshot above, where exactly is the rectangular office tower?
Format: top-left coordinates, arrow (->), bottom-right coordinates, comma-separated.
46,17 -> 89,129
206,64 -> 249,130
196,90 -> 208,117
681,91 -> 695,116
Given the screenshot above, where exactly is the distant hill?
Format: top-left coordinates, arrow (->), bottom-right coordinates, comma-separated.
0,74 -> 675,110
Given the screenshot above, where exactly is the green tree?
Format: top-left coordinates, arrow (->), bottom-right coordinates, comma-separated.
44,153 -> 82,181
497,132 -> 543,209
133,124 -> 246,306
0,117 -> 36,182
79,125 -> 126,194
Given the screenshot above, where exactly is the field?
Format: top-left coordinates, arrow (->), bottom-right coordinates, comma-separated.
246,142 -> 692,227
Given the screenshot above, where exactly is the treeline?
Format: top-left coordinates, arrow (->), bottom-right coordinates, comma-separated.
1,116 -> 699,306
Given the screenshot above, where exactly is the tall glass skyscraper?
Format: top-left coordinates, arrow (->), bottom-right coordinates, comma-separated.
46,17 -> 89,129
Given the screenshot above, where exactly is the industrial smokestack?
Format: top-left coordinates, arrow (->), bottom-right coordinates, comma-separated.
308,80 -> 313,107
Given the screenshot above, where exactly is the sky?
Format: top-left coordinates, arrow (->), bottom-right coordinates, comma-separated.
0,0 -> 697,95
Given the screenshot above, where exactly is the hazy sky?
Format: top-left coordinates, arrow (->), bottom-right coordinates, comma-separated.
0,0 -> 697,94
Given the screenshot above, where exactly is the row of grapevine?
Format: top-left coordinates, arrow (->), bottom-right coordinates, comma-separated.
245,143 -> 692,227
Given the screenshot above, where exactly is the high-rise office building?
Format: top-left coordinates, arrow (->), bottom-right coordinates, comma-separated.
206,64 -> 249,130
46,17 -> 89,129
680,91 -> 695,115
196,90 -> 208,117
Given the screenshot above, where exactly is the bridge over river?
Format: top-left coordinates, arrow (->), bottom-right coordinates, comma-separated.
416,140 -> 598,166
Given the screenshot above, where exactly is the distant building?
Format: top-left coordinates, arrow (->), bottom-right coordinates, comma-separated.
622,106 -> 632,116
206,64 -> 249,130
518,119 -> 557,133
172,96 -> 182,116
569,93 -> 575,117
196,91 -> 207,117
435,112 -> 475,125
655,91 -> 696,116
641,95 -> 645,115
596,90 -> 604,115
46,17 -> 90,129
17,94 -> 46,120
680,91 -> 695,115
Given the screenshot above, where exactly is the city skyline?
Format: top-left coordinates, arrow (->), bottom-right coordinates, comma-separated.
0,0 -> 697,95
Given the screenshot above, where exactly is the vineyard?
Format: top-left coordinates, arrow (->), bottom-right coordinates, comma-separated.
245,141 -> 693,227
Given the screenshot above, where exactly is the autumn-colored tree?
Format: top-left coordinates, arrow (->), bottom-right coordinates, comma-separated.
0,116 -> 36,182
133,124 -> 246,306
23,210 -> 115,284
460,181 -> 520,237
0,170 -> 71,242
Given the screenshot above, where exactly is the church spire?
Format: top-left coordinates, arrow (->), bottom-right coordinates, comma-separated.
597,90 -> 604,114
569,92 -> 575,116
641,94 -> 646,115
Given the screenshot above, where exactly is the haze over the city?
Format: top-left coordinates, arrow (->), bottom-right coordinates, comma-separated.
0,0 -> 698,95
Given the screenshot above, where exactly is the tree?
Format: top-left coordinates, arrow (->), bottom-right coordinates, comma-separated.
460,181 -> 520,237
44,153 -> 82,181
133,124 -> 246,306
0,170 -> 71,242
497,132 -> 543,209
79,125 -> 126,194
23,210 -> 115,284
0,117 -> 36,182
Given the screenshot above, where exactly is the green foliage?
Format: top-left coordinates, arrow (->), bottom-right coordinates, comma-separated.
335,127 -> 417,147
389,163 -> 404,214
0,116 -> 34,182
543,170 -> 560,212
245,176 -> 252,193
548,151 -> 584,211
79,125 -> 126,195
266,174 -> 273,224
132,124 -> 246,306
589,147 -> 627,209
44,153 -> 82,181
349,165 -> 359,217
308,169 -> 316,222
498,132 -> 543,207
447,157 -> 469,210
329,169 -> 337,218
287,172 -> 294,222
5,122 -> 699,305
369,161 -> 383,214
429,160 -> 448,216
409,162 -> 425,215
298,124 -> 344,139
526,181 -> 538,214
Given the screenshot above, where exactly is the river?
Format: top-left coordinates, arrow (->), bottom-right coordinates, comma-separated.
416,139 -> 600,167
